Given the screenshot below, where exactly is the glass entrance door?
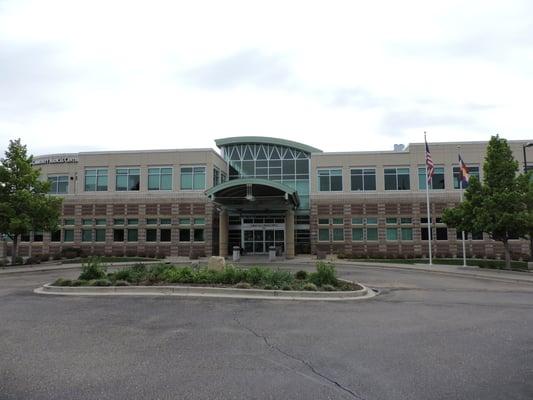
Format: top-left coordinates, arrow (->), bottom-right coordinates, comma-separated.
240,215 -> 285,255
242,227 -> 285,254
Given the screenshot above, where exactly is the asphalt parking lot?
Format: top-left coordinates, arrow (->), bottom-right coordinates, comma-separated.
1,265 -> 532,400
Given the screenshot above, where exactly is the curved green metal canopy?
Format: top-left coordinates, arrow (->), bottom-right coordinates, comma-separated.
206,178 -> 300,208
215,136 -> 322,154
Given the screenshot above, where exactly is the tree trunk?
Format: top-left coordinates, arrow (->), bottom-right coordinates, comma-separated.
11,235 -> 18,265
503,239 -> 511,270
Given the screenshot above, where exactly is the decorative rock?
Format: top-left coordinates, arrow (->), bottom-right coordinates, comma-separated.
208,256 -> 226,271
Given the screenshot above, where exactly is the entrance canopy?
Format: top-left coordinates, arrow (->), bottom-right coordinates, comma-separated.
206,178 -> 299,210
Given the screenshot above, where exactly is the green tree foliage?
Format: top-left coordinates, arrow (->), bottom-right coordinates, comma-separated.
0,139 -> 63,264
516,172 -> 533,259
443,135 -> 528,269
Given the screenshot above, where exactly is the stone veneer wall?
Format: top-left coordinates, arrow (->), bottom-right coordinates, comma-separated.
9,199 -> 214,259
310,199 -> 530,260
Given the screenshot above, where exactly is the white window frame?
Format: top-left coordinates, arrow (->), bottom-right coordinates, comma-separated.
148,166 -> 173,191
180,165 -> 206,190
48,175 -> 69,194
350,167 -> 376,192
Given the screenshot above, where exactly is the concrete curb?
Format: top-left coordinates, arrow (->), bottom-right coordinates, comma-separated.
34,282 -> 376,301
332,261 -> 533,285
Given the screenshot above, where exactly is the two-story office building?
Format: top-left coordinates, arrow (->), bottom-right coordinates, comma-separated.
11,136 -> 532,260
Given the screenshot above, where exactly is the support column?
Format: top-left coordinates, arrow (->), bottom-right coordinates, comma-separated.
219,208 -> 228,257
286,209 -> 295,259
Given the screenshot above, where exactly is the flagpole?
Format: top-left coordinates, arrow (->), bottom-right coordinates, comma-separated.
459,183 -> 467,266
458,146 -> 467,267
425,132 -> 433,266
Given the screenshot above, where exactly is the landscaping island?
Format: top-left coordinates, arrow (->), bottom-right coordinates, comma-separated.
51,258 -> 362,292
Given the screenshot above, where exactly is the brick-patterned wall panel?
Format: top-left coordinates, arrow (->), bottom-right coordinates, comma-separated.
399,203 -> 412,214
331,204 -> 343,214
350,244 -> 365,256
159,204 -> 172,214
126,204 -> 139,215
317,204 -> 329,214
385,204 -> 398,214
192,203 -> 206,214
81,205 -> 93,215
435,243 -> 452,257
63,204 -> 75,216
366,244 -> 380,257
434,203 -> 447,214
351,204 -> 363,214
145,204 -> 158,214
385,244 -> 400,257
178,203 -> 191,214
94,204 -> 107,215
365,204 -> 378,214
113,204 -> 125,214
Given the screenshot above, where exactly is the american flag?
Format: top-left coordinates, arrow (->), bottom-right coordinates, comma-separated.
425,137 -> 434,183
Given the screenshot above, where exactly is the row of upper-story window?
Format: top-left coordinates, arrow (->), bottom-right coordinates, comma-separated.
47,166 -> 227,194
317,166 -> 480,192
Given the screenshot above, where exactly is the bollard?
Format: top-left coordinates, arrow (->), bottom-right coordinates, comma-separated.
232,246 -> 240,262
268,246 -> 276,262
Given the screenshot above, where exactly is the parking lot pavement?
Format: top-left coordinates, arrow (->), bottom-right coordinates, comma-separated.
1,267 -> 532,399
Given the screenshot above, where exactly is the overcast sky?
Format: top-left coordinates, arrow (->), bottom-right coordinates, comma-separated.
1,0 -> 532,156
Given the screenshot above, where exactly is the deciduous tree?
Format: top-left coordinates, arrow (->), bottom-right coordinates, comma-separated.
443,136 -> 528,269
0,139 -> 62,264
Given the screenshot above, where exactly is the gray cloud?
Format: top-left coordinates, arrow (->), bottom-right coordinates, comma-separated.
184,49 -> 292,89
391,23 -> 533,65
321,87 -> 392,109
380,109 -> 477,135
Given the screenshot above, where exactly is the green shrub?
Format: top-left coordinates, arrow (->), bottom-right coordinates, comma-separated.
219,266 -> 246,284
12,256 -> 24,265
71,279 -> 89,286
265,269 -> 293,287
114,269 -> 132,281
147,263 -> 173,282
295,270 -> 308,280
193,268 -> 219,284
61,247 -> 83,259
235,282 -> 251,289
79,257 -> 107,280
303,282 -> 318,291
281,284 -> 292,291
263,284 -> 273,290
25,256 -> 41,265
309,262 -> 337,287
125,263 -> 149,284
322,284 -> 335,291
52,278 -> 73,286
40,254 -> 50,262
92,279 -> 111,286
247,267 -> 266,285
115,280 -> 130,286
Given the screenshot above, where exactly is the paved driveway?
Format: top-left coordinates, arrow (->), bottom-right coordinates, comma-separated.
1,265 -> 532,399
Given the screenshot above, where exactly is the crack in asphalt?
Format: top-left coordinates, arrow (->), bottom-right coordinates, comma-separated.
233,310 -> 367,400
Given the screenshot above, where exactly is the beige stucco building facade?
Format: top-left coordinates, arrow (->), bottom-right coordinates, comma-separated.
9,137 -> 533,260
